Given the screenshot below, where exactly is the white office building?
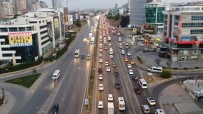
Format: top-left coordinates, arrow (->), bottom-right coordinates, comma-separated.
0,8 -> 64,64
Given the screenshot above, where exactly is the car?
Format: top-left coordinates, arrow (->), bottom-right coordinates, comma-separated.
112,63 -> 117,68
118,37 -> 122,42
134,87 -> 142,94
141,105 -> 150,114
109,43 -> 111,46
124,58 -> 128,62
114,71 -> 119,76
110,55 -> 113,59
98,101 -> 104,109
99,49 -> 102,52
104,46 -> 108,50
49,104 -> 59,114
100,39 -> 102,42
87,54 -> 91,60
147,97 -> 156,105
99,58 -> 103,63
127,64 -> 132,68
99,74 -> 103,80
129,69 -> 134,75
121,50 -> 125,55
127,52 -> 131,56
99,53 -> 102,58
99,84 -> 104,91
115,82 -> 121,89
81,55 -> 85,59
108,94 -> 113,101
132,76 -> 138,81
98,68 -> 103,73
105,58 -> 109,61
106,67 -> 111,72
105,61 -> 109,66
130,60 -> 135,65
155,109 -> 165,114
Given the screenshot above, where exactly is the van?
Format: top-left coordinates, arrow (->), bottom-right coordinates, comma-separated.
139,79 -> 148,89
148,66 -> 162,73
52,70 -> 60,80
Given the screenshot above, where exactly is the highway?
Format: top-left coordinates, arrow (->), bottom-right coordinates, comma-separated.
94,17 -> 142,114
0,18 -> 96,114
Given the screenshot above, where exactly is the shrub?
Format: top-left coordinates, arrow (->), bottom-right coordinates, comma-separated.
160,70 -> 171,78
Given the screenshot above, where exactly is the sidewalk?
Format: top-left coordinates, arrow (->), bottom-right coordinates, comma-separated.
0,91 -> 15,114
159,83 -> 202,114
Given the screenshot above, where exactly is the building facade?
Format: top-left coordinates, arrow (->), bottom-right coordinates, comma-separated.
144,2 -> 165,34
162,5 -> 203,62
130,0 -> 152,28
0,9 -> 64,64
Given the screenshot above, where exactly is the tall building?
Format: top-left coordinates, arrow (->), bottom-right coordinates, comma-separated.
16,0 -> 27,13
144,1 -> 165,34
130,0 -> 152,28
162,4 -> 203,62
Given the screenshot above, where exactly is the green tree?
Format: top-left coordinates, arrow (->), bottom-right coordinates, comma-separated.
160,70 -> 171,78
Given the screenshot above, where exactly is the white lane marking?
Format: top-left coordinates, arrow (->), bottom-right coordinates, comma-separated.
73,92 -> 76,101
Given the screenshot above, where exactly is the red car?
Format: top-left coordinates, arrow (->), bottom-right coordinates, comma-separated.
132,76 -> 138,81
104,46 -> 108,50
105,58 -> 109,61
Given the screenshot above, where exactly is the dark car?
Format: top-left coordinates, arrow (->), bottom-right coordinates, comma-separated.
49,104 -> 59,114
98,68 -> 103,73
114,71 -> 119,76
132,76 -> 138,81
81,55 -> 85,59
134,87 -> 142,94
115,82 -> 121,89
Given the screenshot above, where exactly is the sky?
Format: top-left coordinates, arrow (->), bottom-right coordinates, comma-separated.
42,0 -> 198,10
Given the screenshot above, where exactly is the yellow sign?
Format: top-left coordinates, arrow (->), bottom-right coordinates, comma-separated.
9,32 -> 32,47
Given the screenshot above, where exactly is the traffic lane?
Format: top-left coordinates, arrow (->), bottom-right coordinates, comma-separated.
24,22 -> 91,114
111,35 -> 140,114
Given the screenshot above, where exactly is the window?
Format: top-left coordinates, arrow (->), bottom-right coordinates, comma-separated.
182,23 -> 203,27
9,27 -> 18,32
19,27 -> 26,31
191,16 -> 203,21
0,28 -> 8,32
191,29 -> 203,34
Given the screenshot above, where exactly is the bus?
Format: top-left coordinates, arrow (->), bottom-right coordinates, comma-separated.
118,97 -> 125,111
110,47 -> 113,55
74,49 -> 80,58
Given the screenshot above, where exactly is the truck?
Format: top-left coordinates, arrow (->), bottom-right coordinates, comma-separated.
108,102 -> 114,114
110,47 -> 113,55
74,49 -> 80,58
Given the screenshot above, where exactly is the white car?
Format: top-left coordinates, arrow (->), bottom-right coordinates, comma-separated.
110,55 -> 113,59
121,50 -> 125,55
129,69 -> 134,75
99,84 -> 104,91
108,94 -> 113,101
127,52 -> 131,56
99,54 -> 102,58
106,67 -> 111,72
99,74 -> 103,80
109,43 -> 111,46
98,101 -> 104,109
147,97 -> 156,105
105,61 -> 109,66
127,64 -> 132,68
99,49 -> 102,52
99,58 -> 103,63
118,37 -> 122,42
141,105 -> 150,114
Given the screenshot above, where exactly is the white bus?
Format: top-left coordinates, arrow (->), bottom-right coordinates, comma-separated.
74,49 -> 80,58
118,97 -> 125,111
110,47 -> 113,55
139,79 -> 148,89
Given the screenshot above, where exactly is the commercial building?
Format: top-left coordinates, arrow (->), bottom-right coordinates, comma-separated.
162,4 -> 203,62
144,1 -> 165,34
130,0 -> 152,28
0,8 -> 64,64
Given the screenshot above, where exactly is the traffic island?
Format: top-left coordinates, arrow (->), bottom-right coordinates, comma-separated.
5,73 -> 41,88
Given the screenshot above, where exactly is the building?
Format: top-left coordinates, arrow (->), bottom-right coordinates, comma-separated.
144,1 -> 165,34
130,0 -> 152,28
162,4 -> 203,62
68,15 -> 73,26
0,8 -> 64,64
16,0 -> 28,13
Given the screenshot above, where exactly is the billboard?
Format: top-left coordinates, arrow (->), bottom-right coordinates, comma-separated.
9,32 -> 32,47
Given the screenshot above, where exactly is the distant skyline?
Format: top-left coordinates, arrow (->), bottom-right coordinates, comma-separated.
42,0 -> 199,10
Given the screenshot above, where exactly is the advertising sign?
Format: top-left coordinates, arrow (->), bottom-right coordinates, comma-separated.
9,32 -> 32,47
54,17 -> 59,29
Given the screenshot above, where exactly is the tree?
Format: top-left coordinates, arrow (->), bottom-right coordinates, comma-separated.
155,58 -> 161,66
160,70 -> 171,78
